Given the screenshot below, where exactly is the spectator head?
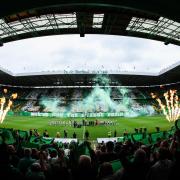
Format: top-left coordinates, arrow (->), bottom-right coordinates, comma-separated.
79,155 -> 91,169
100,144 -> 106,152
57,148 -> 64,158
64,143 -> 68,149
95,149 -> 101,157
8,145 -> 16,154
99,162 -> 113,179
24,148 -> 32,157
114,142 -> 122,153
134,148 -> 146,163
31,148 -> 39,159
30,162 -> 41,172
38,150 -> 47,160
49,149 -> 58,158
158,147 -> 169,160
106,141 -> 114,153
141,144 -> 147,151
160,140 -> 169,148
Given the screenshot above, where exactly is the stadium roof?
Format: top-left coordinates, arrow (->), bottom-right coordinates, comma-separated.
0,62 -> 180,87
0,0 -> 180,45
0,1 -> 180,87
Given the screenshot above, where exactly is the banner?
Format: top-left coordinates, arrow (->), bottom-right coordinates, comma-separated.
30,112 -> 125,118
7,111 -> 125,118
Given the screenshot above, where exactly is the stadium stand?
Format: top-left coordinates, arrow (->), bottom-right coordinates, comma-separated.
1,86 -> 161,114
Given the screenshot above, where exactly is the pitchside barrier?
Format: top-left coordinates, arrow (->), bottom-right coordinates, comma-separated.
54,138 -> 77,143
30,136 -> 77,143
8,111 -> 127,118
31,111 -> 126,117
97,137 -> 124,143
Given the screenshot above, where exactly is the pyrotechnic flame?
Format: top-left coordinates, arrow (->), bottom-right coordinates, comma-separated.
0,97 -> 6,120
0,91 -> 17,124
0,97 -> 6,104
0,100 -> 13,123
11,93 -> 17,99
151,93 -> 156,99
151,89 -> 180,122
3,89 -> 7,93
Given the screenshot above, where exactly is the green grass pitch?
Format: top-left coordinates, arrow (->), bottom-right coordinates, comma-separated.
0,115 -> 174,140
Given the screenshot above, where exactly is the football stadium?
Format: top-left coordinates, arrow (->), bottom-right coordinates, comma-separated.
0,1 -> 180,179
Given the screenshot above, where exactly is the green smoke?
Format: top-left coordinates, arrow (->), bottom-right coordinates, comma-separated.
40,74 -> 154,117
40,98 -> 60,112
80,85 -> 115,113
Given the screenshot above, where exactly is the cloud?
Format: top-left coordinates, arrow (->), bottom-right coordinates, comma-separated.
0,35 -> 179,73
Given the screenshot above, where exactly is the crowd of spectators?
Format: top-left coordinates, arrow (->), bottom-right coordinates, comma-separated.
0,127 -> 180,180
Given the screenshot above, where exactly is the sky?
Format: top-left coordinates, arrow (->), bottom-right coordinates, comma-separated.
0,34 -> 180,74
